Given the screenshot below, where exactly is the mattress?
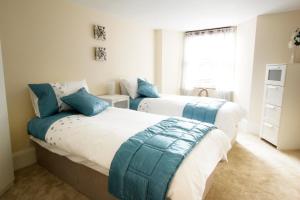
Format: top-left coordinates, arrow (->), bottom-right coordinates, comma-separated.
131,95 -> 245,142
31,136 -> 107,174
29,107 -> 231,200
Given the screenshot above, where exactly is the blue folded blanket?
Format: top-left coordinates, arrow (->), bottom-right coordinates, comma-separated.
129,97 -> 145,110
183,100 -> 225,124
130,97 -> 225,124
109,117 -> 216,200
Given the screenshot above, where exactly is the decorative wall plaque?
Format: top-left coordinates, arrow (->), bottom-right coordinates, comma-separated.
94,25 -> 106,40
95,47 -> 107,61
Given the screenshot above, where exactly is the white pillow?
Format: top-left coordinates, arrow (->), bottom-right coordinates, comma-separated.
51,80 -> 89,111
119,79 -> 129,95
120,78 -> 139,99
28,88 -> 41,117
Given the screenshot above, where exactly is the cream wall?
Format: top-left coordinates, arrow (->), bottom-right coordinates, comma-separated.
248,10 -> 300,134
0,0 -> 155,153
155,30 -> 183,94
154,30 -> 163,91
161,30 -> 183,94
234,18 -> 257,132
234,18 -> 257,113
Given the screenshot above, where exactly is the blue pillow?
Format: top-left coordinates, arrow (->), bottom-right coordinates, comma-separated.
28,83 -> 59,118
137,78 -> 160,98
61,88 -> 109,116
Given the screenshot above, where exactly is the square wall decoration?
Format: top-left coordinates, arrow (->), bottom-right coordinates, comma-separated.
95,47 -> 107,61
94,25 -> 106,40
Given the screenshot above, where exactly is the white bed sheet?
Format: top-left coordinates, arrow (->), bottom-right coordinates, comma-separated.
136,95 -> 245,142
33,107 -> 231,200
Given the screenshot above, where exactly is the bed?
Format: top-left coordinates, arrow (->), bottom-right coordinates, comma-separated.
28,107 -> 231,200
130,95 -> 244,143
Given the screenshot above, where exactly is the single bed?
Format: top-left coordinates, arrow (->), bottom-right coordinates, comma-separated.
28,107 -> 231,200
130,95 -> 245,143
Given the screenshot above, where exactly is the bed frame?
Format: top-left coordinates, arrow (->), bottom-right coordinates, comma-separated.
34,142 -> 217,200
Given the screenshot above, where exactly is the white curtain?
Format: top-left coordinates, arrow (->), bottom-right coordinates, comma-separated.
181,27 -> 236,95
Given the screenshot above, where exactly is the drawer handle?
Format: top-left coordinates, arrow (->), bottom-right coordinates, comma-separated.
267,85 -> 279,89
264,122 -> 274,128
266,104 -> 277,110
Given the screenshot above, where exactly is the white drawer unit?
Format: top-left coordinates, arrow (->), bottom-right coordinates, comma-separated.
98,95 -> 129,109
260,64 -> 300,150
261,122 -> 279,146
264,85 -> 284,107
114,100 -> 129,109
265,64 -> 286,86
262,104 -> 281,126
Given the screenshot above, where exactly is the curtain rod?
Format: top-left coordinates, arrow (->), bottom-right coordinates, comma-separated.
185,26 -> 235,33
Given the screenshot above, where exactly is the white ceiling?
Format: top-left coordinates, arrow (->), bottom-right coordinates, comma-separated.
71,0 -> 300,30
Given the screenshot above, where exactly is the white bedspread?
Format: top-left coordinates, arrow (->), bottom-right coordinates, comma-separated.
137,95 -> 245,142
41,107 -> 231,200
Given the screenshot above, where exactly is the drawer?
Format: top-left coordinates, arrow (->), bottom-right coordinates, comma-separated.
265,85 -> 284,106
262,104 -> 281,126
261,122 -> 278,145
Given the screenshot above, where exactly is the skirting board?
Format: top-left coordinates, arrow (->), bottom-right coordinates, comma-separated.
239,119 -> 260,135
13,146 -> 36,171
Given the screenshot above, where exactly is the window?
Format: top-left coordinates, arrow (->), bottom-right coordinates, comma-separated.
181,27 -> 236,93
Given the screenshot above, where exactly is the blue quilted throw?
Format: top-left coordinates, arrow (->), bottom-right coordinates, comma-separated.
108,117 -> 216,200
183,99 -> 226,124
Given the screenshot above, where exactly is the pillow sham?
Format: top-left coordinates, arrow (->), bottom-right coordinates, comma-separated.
61,88 -> 109,116
28,83 -> 59,118
119,79 -> 129,96
137,78 -> 160,98
28,80 -> 89,118
119,78 -> 138,99
51,80 -> 89,111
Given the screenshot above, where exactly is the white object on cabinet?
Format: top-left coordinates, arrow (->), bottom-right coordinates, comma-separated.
98,95 -> 129,109
0,42 -> 14,195
260,64 -> 300,150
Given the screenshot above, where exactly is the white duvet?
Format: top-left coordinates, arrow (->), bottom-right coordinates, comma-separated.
39,107 -> 231,200
136,95 -> 245,142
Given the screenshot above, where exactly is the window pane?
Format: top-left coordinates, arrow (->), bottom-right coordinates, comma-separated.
182,29 -> 236,91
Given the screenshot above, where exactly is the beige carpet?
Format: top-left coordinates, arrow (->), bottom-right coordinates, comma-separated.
1,133 -> 300,200
206,134 -> 300,200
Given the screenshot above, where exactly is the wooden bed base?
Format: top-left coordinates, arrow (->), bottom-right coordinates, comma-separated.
34,142 -> 216,200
